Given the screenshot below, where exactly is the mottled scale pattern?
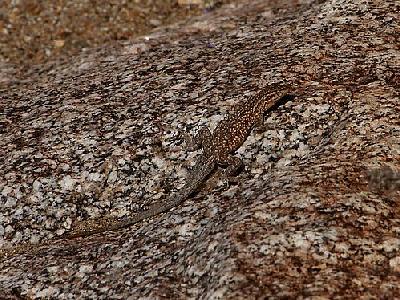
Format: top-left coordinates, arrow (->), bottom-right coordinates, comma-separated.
210,85 -> 290,165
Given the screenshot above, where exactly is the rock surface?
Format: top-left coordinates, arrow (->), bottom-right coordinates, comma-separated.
0,0 -> 217,74
0,0 -> 399,298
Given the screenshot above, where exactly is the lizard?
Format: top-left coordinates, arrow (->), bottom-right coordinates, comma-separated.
64,84 -> 294,238
0,84 -> 294,259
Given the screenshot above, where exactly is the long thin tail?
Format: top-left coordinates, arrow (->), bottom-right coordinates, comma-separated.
0,160 -> 215,260
66,158 -> 216,238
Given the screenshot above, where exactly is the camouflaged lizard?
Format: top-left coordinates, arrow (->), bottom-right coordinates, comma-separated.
0,85 -> 293,259
66,84 -> 294,237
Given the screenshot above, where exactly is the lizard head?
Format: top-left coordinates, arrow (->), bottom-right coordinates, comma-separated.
252,85 -> 296,116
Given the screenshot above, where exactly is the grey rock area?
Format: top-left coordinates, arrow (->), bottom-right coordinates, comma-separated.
1,0 -> 399,298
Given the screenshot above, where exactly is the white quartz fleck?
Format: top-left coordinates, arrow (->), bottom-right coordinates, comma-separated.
4,198 -> 16,208
1,186 -> 12,196
79,264 -> 94,273
60,175 -> 76,191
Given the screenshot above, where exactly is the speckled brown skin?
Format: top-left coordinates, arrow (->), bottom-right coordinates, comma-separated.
0,86 -> 292,259
209,85 -> 292,175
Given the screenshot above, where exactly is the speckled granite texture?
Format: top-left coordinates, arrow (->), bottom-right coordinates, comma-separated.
0,0 -> 399,298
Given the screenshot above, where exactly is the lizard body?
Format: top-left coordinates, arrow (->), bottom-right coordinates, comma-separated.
0,85 -> 293,259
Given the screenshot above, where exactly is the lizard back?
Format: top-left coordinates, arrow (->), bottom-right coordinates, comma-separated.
211,86 -> 291,158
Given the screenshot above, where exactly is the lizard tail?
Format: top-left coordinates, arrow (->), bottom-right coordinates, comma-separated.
66,158 -> 216,238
